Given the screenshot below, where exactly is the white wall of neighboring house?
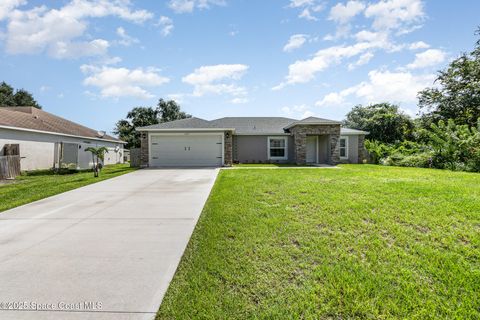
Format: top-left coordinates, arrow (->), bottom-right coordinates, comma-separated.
0,127 -> 124,171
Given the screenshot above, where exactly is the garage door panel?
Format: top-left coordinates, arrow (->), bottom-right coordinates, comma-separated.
150,135 -> 223,167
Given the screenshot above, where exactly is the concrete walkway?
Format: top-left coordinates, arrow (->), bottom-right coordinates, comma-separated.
0,169 -> 219,320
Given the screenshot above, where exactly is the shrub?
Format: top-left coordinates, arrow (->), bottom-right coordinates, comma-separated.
397,153 -> 433,168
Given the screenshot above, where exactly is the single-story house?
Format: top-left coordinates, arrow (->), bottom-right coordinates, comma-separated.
137,116 -> 368,167
0,107 -> 126,171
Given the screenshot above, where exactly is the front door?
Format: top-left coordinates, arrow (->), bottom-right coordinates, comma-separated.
306,136 -> 317,163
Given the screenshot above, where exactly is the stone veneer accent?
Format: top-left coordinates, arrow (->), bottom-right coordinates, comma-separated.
289,124 -> 341,165
357,134 -> 366,163
140,132 -> 149,167
224,130 -> 233,166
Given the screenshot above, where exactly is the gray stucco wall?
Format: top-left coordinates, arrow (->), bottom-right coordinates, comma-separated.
347,135 -> 359,164
337,135 -> 363,164
0,128 -> 124,171
233,135 -> 294,163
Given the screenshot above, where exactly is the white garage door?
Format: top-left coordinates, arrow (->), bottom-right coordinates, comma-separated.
150,134 -> 223,167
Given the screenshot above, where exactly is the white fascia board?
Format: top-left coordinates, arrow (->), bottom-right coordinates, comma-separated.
235,133 -> 291,136
284,121 -> 341,130
0,125 -> 126,144
340,130 -> 370,135
140,128 -> 236,132
340,132 -> 369,136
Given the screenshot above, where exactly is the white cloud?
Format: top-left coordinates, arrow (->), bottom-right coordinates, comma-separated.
328,1 -> 365,24
281,104 -> 314,119
169,0 -> 226,14
289,0 -> 315,7
51,39 -> 110,59
156,16 -> 174,36
39,85 -> 50,92
167,93 -> 186,103
3,0 -> 153,58
283,34 -> 308,52
408,41 -> 430,50
364,0 -> 425,31
0,0 -> 25,21
81,65 -> 170,99
289,0 -> 324,21
231,97 -> 248,104
316,69 -> 435,107
182,64 -> 249,98
274,41 -> 387,89
116,27 -> 139,46
348,52 -> 374,70
407,49 -> 446,69
277,0 -> 429,91
100,56 -> 123,65
315,93 -> 346,107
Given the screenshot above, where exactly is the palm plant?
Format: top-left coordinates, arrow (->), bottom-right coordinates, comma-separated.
85,146 -> 109,177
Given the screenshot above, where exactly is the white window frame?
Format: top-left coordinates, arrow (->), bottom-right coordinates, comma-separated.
339,136 -> 348,159
267,136 -> 288,160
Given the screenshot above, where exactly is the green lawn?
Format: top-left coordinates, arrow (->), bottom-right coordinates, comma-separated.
0,164 -> 136,213
157,165 -> 480,319
234,163 -> 311,167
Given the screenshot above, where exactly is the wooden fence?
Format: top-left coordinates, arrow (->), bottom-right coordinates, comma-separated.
0,155 -> 21,180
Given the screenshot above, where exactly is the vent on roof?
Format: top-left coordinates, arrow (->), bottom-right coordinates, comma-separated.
97,130 -> 106,138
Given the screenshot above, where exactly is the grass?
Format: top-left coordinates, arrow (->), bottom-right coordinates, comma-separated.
234,163 -> 311,167
157,165 -> 480,319
0,164 -> 136,213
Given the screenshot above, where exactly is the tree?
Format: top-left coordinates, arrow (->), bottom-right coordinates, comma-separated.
343,103 -> 415,143
0,81 -> 41,108
157,99 -> 191,122
85,146 -> 109,177
114,107 -> 159,149
14,89 -> 42,109
418,27 -> 480,128
0,82 -> 15,106
421,119 -> 480,171
114,99 -> 191,149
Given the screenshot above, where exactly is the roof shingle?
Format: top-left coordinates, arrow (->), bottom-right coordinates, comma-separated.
0,107 -> 122,142
137,115 -> 367,135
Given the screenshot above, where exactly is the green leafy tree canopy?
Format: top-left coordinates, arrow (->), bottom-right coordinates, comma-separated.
418,28 -> 480,127
343,103 -> 415,143
114,99 -> 191,149
0,81 -> 42,109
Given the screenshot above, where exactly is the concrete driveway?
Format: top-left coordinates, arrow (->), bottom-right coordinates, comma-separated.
0,168 -> 219,320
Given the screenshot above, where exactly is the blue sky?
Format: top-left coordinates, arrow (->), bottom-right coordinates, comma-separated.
0,0 -> 479,135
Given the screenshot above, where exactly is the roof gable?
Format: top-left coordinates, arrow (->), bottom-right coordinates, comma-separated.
0,107 -> 122,142
283,116 -> 341,129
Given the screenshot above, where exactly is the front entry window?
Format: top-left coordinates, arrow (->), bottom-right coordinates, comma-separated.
339,136 -> 348,159
268,137 -> 288,160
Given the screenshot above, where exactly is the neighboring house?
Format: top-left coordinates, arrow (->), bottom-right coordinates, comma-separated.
0,107 -> 126,171
137,116 -> 368,167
